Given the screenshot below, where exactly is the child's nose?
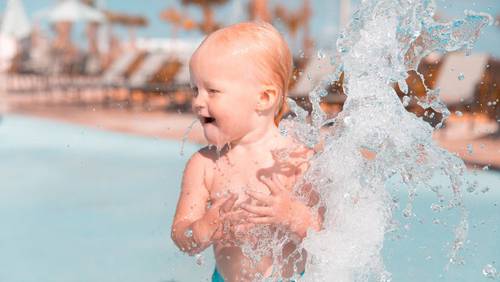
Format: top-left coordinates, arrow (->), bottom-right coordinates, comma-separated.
191,92 -> 207,112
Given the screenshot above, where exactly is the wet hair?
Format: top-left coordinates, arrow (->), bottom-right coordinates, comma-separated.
196,21 -> 293,126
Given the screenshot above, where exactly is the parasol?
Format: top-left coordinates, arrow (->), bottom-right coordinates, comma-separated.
42,0 -> 105,23
0,0 -> 31,39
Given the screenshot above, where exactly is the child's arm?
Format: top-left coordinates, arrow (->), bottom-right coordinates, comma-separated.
171,151 -> 237,255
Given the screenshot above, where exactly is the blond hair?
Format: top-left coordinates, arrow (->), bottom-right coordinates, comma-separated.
197,21 -> 293,126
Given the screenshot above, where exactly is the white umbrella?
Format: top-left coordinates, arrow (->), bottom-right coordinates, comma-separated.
0,0 -> 31,39
43,0 -> 105,23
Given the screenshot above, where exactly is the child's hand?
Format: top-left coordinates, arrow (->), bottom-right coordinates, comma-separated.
213,201 -> 256,243
191,193 -> 238,246
208,193 -> 256,243
240,176 -> 305,229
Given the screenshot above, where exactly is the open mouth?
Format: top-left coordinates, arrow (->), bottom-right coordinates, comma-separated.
201,116 -> 216,124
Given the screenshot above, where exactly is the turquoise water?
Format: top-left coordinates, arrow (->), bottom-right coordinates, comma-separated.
0,115 -> 215,282
0,115 -> 499,281
384,171 -> 500,281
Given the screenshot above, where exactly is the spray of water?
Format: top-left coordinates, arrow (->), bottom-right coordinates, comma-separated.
180,119 -> 200,156
271,0 -> 491,281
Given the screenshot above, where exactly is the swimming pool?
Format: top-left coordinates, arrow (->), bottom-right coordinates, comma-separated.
0,114 -> 498,281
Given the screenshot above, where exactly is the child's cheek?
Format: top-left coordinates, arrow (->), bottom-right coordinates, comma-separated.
203,125 -> 229,147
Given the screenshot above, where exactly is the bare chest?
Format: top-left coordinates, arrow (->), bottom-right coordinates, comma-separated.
207,155 -> 297,203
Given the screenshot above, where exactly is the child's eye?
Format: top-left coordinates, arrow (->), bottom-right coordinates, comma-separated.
208,89 -> 220,94
191,87 -> 199,97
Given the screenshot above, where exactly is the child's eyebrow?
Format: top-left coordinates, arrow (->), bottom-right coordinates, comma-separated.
202,81 -> 221,90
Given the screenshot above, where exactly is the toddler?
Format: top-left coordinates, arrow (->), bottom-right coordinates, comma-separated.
171,21 -> 322,282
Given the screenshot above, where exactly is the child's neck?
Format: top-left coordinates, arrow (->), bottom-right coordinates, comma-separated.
230,122 -> 282,152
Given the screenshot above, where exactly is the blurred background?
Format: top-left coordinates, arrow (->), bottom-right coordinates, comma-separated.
0,0 -> 499,281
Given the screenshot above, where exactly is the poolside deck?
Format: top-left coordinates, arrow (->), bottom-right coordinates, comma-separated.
8,104 -> 207,145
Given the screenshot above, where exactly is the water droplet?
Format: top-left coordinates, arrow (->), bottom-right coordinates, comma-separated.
184,228 -> 193,238
403,207 -> 413,218
481,187 -> 490,193
338,46 -> 348,53
466,144 -> 473,154
399,79 -> 409,94
482,264 -> 497,279
195,254 -> 205,266
343,116 -> 352,127
403,96 -> 411,107
279,126 -> 288,137
467,184 -> 476,193
458,73 -> 465,80
317,50 -> 326,60
379,271 -> 392,282
455,111 -> 463,117
431,204 -> 442,212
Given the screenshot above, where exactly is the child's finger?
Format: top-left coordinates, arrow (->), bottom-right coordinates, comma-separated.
223,210 -> 247,223
260,176 -> 280,195
246,190 -> 273,206
241,203 -> 273,216
247,217 -> 273,224
221,193 -> 238,213
271,175 -> 286,188
210,224 -> 223,242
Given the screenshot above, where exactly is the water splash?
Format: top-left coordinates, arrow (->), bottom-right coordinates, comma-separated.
179,119 -> 199,156
482,264 -> 498,279
275,0 -> 491,281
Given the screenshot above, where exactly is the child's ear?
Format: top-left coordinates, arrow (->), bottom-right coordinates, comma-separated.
256,86 -> 279,112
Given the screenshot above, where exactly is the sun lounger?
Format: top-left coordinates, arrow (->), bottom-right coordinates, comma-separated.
435,52 -> 489,111
124,51 -> 189,110
434,52 -> 491,138
58,50 -> 147,106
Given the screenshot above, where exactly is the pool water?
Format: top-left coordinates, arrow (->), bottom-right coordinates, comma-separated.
0,115 -> 214,282
0,115 -> 498,281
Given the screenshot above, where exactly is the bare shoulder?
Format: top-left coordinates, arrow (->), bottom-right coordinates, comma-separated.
183,146 -> 219,188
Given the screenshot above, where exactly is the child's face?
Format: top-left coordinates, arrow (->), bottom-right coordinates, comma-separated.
189,44 -> 263,147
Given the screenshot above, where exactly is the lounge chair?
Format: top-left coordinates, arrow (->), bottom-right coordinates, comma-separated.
434,52 -> 490,139
124,51 -> 189,110
435,52 -> 489,111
